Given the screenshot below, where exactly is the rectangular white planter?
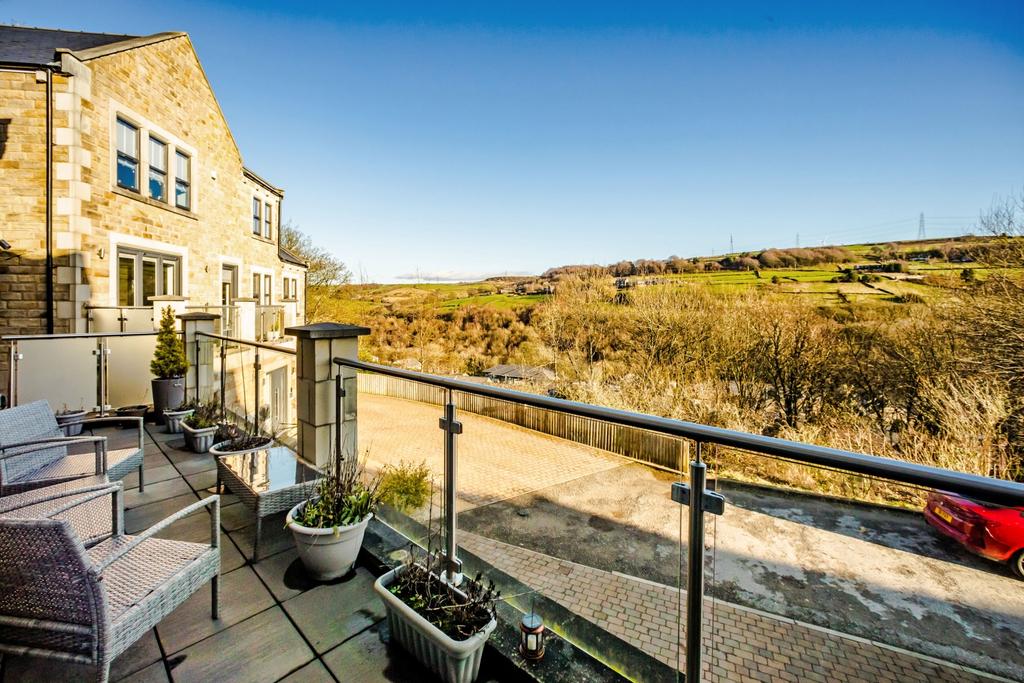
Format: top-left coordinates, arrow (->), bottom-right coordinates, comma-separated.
374,565 -> 496,683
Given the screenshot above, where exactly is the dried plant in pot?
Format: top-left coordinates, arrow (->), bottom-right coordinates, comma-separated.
181,399 -> 220,453
150,307 -> 187,425
209,406 -> 274,456
286,458 -> 384,580
375,551 -> 499,683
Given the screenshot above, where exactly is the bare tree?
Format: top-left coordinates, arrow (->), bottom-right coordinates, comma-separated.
280,221 -> 352,320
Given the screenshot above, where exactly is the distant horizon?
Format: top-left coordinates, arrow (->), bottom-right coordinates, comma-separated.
5,2 -> 1023,283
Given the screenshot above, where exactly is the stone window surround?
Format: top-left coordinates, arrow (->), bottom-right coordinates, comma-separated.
108,99 -> 199,215
106,232 -> 189,306
219,255 -> 243,303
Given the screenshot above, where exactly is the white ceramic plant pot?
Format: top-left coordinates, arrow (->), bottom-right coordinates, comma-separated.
163,408 -> 194,434
374,564 -> 496,683
56,410 -> 87,436
209,437 -> 273,458
286,503 -> 372,580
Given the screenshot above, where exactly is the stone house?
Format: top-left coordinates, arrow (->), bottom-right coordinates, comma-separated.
0,26 -> 306,390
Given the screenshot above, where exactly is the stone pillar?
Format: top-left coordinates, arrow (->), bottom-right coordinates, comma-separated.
151,296 -> 187,330
178,312 -> 220,404
286,323 -> 370,470
234,298 -> 257,340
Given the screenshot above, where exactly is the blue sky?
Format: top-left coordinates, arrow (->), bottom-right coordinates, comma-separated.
5,1 -> 1024,281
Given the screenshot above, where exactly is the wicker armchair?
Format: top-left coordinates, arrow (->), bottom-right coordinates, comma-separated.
0,494 -> 221,683
0,478 -> 121,548
0,400 -> 144,496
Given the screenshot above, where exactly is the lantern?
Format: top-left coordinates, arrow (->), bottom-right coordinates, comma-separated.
519,610 -> 545,661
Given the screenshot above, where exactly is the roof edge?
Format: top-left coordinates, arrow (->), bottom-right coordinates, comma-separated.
59,31 -> 185,62
244,167 -> 284,196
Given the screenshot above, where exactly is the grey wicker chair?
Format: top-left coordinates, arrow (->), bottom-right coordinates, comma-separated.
0,400 -> 145,496
0,478 -> 121,548
0,494 -> 220,683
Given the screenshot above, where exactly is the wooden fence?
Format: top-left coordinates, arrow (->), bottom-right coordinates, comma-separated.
357,373 -> 687,471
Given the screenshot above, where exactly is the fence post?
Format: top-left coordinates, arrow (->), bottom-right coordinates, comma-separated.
178,312 -> 220,405
439,388 -> 463,586
286,323 -> 370,469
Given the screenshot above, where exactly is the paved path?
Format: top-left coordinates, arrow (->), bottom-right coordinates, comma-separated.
361,393 -> 1024,682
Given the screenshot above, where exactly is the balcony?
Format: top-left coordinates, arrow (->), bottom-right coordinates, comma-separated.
2,322 -> 1023,683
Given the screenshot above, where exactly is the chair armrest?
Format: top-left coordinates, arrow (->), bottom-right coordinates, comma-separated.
93,495 -> 220,574
0,435 -> 108,476
0,481 -> 118,514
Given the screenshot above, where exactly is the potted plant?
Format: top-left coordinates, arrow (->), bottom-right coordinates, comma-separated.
285,459 -> 384,580
182,399 -> 220,453
164,399 -> 195,434
209,407 -> 274,457
374,556 -> 499,683
55,404 -> 87,436
150,306 -> 187,425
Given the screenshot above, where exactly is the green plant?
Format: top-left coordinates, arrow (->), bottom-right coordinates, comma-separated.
216,405 -> 273,450
379,460 -> 431,512
183,398 -> 219,429
388,564 -> 499,641
291,458 -> 385,529
150,307 -> 188,379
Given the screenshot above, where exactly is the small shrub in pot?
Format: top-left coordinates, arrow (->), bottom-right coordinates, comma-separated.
150,307 -> 187,424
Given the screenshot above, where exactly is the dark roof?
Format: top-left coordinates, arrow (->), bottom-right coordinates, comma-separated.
484,364 -> 556,382
278,245 -> 308,268
0,25 -> 137,66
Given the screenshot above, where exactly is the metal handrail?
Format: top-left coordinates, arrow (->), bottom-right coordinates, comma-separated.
195,331 -> 295,355
334,357 -> 1024,507
3,331 -> 157,341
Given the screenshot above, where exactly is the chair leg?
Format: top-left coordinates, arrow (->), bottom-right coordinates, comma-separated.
211,573 -> 220,619
96,661 -> 111,683
253,516 -> 262,563
138,463 -> 145,492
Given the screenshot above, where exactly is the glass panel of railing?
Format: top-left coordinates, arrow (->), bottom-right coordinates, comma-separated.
699,446 -> 1024,683
196,337 -> 220,405
88,307 -> 123,333
451,389 -> 683,682
122,307 -> 154,332
257,346 -> 297,450
106,334 -> 158,410
220,341 -> 258,432
356,371 -> 445,544
13,337 -> 98,412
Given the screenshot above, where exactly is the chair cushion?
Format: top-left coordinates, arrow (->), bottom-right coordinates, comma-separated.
24,447 -> 139,486
0,400 -> 66,483
0,475 -> 112,547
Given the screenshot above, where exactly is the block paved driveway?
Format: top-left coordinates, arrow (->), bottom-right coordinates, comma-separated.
361,394 -> 1024,682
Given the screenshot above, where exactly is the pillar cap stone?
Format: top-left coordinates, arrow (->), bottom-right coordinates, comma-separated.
233,297 -> 257,303
150,295 -> 187,301
286,322 -> 370,339
177,311 -> 221,321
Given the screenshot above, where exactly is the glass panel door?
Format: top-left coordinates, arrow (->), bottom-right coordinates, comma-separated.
142,257 -> 158,305
118,255 -> 135,306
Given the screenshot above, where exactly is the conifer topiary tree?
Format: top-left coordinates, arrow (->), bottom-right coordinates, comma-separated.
151,307 -> 188,379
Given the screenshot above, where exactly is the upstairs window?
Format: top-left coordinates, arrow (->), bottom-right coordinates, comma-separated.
148,137 -> 167,201
264,202 -> 272,239
252,198 -> 262,235
116,118 -> 139,191
175,151 -> 191,210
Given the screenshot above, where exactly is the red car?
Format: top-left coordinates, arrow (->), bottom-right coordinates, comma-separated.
925,491 -> 1024,579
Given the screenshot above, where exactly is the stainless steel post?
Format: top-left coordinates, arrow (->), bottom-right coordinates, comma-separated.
8,341 -> 16,406
97,338 -> 107,416
253,347 -> 261,426
219,340 -> 227,416
193,335 -> 201,403
440,389 -> 463,585
335,371 -> 343,472
686,442 -> 707,683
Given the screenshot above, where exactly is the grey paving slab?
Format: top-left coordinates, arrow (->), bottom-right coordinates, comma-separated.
166,607 -> 314,683
124,492 -> 201,534
110,630 -> 162,681
185,468 -> 218,492
144,452 -> 172,468
151,508 -> 247,573
227,510 -> 294,559
281,567 -> 385,654
321,621 -> 424,683
156,567 -> 275,655
252,547 -> 307,602
117,661 -> 169,683
277,659 -> 333,683
122,464 -> 180,488
124,476 -> 193,509
220,500 -> 256,531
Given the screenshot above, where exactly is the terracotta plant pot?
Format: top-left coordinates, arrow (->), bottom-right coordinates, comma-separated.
286,502 -> 371,581
374,564 -> 496,683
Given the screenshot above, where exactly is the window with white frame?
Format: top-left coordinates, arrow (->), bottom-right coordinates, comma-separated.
117,247 -> 179,306
264,202 -> 272,239
175,151 -> 191,210
116,118 -> 139,191
148,137 -> 167,201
